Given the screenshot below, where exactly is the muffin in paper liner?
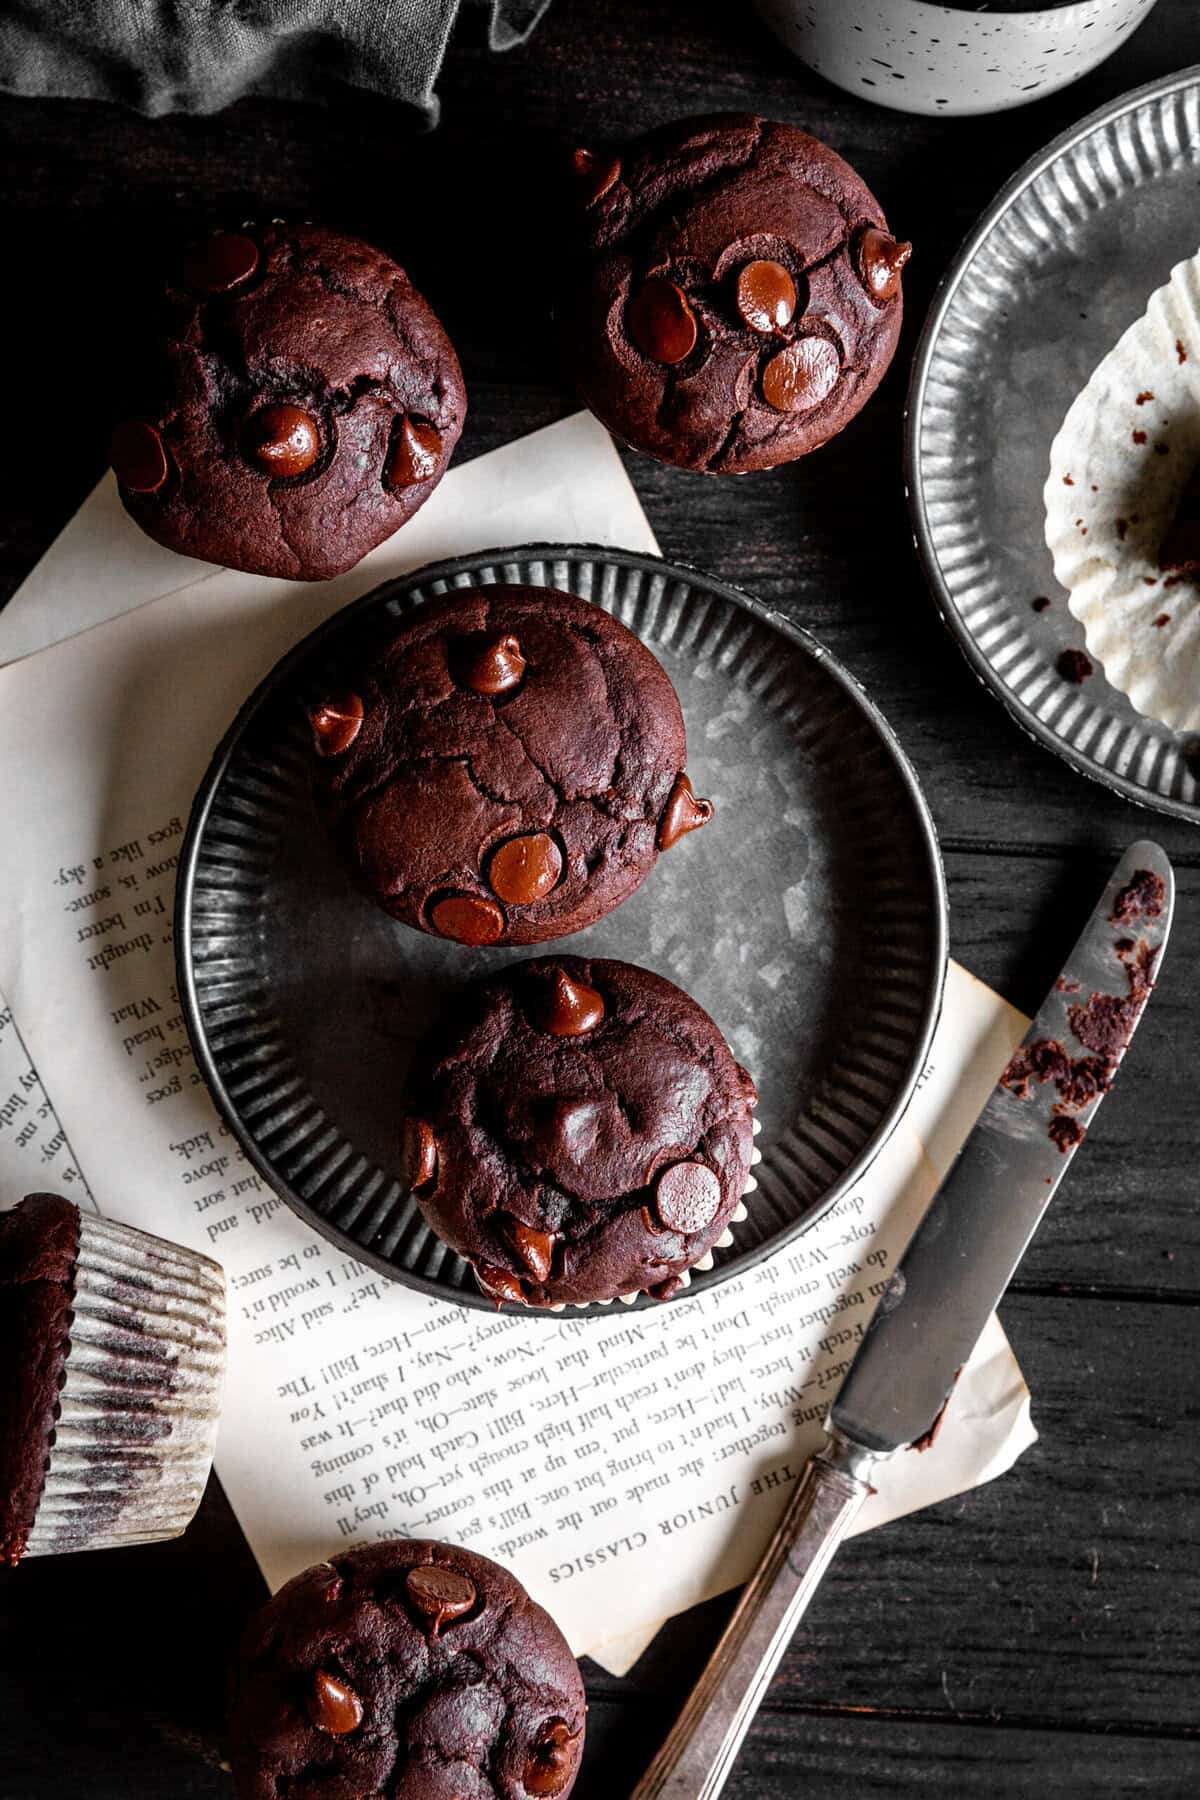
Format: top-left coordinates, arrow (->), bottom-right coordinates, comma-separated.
1045,249 -> 1200,733
399,958 -> 760,1313
1,1195 -> 226,1561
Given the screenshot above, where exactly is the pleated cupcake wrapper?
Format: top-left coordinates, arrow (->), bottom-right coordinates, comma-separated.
1045,249 -> 1200,732
24,1213 -> 227,1558
553,1126 -> 763,1313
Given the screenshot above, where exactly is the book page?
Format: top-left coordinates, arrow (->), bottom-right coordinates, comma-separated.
0,416 -> 1035,1674
0,1005 -> 91,1206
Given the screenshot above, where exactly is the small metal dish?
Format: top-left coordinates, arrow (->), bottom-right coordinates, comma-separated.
178,544 -> 947,1315
907,67 -> 1200,823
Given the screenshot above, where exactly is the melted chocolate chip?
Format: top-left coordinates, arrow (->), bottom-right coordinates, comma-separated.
385,415 -> 442,490
628,278 -> 698,364
110,421 -> 169,494
653,1161 -> 722,1234
309,692 -> 364,757
475,1262 -> 527,1306
487,833 -> 563,906
307,1670 -> 363,1736
658,772 -> 714,850
400,1116 -> 437,1190
429,893 -> 506,945
245,404 -> 320,478
534,968 -> 605,1036
573,147 -> 620,207
735,259 -> 796,334
524,1721 -> 576,1796
501,1215 -> 555,1283
460,632 -> 526,695
854,226 -> 912,303
404,1564 -> 477,1636
182,231 -> 259,294
761,337 -> 840,413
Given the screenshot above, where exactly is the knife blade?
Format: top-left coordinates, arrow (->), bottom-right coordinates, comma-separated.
631,840 -> 1174,1800
834,836 -> 1174,1454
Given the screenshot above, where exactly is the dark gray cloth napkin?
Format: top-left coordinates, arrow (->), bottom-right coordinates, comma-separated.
0,1 -> 551,124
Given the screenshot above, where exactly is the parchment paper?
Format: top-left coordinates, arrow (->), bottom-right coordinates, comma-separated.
0,413 -> 1036,1673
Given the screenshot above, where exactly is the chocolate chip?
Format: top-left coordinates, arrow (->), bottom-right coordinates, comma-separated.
400,1117 -> 437,1190
245,404 -> 320,478
385,415 -> 442,490
573,147 -> 620,207
524,1721 -> 576,1796
309,692 -> 364,757
404,1564 -> 477,1637
110,421 -> 169,494
487,833 -> 563,906
627,277 -> 698,364
761,337 -> 840,413
182,231 -> 259,294
735,260 -> 797,334
653,1161 -> 722,1234
501,1215 -> 555,1283
854,225 -> 911,304
429,893 -> 506,945
657,772 -> 714,850
307,1669 -> 363,1736
474,1262 -> 527,1306
461,633 -> 526,696
534,968 -> 605,1036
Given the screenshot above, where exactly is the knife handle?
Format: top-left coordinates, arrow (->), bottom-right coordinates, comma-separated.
629,1429 -> 880,1800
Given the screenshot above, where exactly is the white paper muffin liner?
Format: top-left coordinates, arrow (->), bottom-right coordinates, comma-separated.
24,1213 -> 226,1557
1045,249 -> 1200,732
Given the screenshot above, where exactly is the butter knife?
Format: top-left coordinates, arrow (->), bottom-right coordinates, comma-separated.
631,839 -> 1174,1800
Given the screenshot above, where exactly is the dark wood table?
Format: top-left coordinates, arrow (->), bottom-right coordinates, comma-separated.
2,2 -> 1197,1794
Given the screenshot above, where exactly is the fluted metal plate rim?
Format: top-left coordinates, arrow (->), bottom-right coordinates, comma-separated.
906,66 -> 1200,825
178,544 -> 947,1318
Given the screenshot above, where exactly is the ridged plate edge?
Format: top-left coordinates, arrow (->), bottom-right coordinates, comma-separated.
906,66 -> 1200,824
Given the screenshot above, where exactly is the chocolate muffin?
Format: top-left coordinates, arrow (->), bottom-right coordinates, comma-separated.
559,112 -> 909,472
110,222 -> 466,580
0,1195 -> 77,1564
227,1539 -> 586,1800
401,956 -> 759,1307
0,1194 -> 226,1563
308,586 -> 713,945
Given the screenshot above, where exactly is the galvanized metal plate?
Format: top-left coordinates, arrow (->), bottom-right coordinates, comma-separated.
178,545 -> 946,1316
907,68 -> 1200,823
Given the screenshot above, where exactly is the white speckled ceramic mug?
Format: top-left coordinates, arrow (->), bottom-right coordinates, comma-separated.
754,0 -> 1160,117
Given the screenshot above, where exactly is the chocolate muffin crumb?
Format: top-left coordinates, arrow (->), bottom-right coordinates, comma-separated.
1056,648 -> 1094,685
1049,1115 -> 1084,1153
